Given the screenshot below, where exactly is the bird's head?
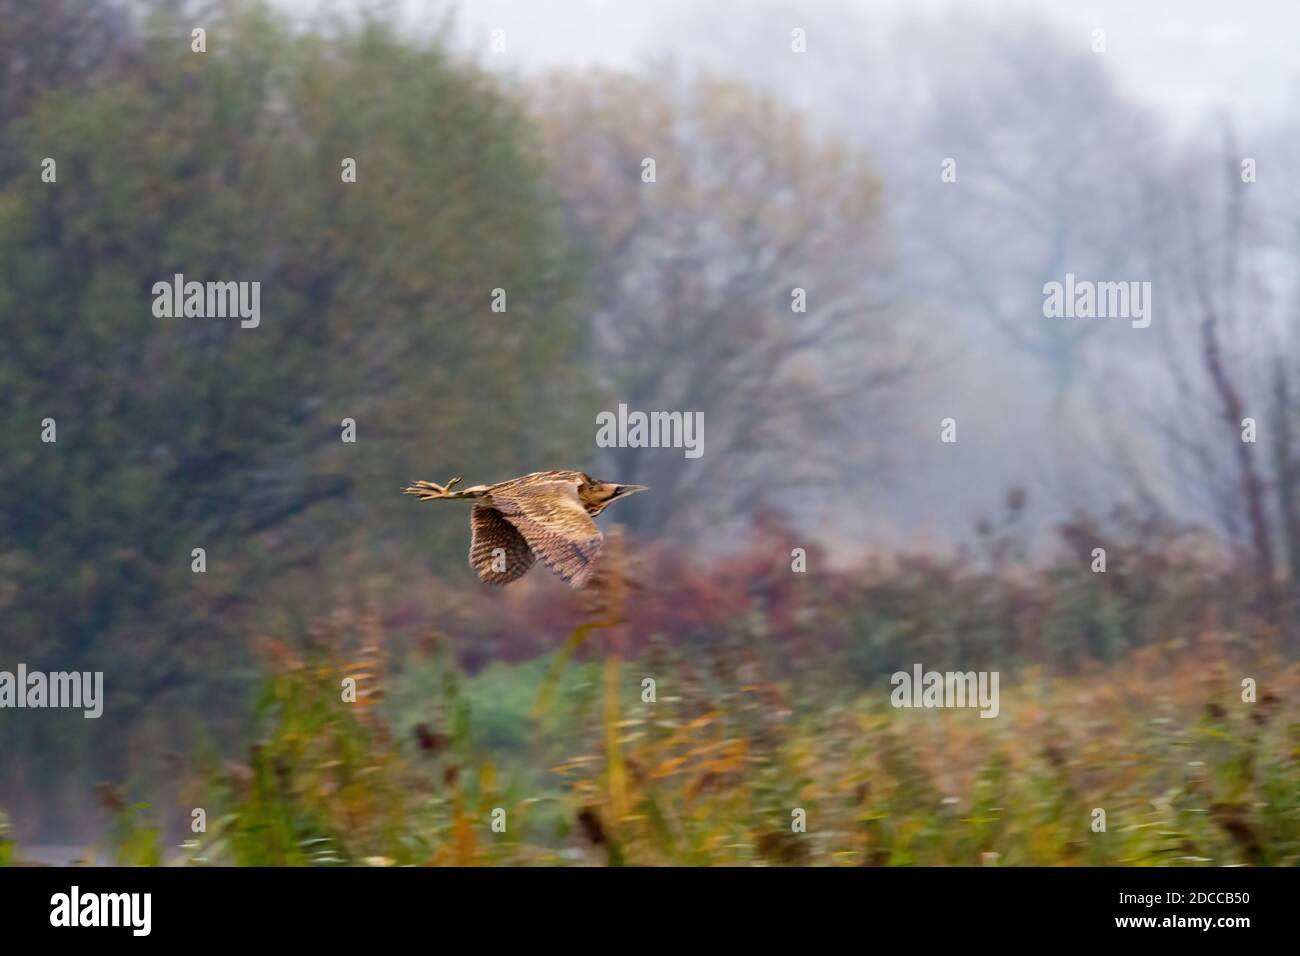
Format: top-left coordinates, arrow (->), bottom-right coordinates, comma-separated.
579,479 -> 649,516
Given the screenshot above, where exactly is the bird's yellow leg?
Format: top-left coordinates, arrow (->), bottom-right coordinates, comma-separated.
402,476 -> 464,500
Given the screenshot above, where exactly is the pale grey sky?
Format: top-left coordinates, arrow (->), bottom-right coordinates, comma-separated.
280,1 -> 1300,129
418,0 -> 1300,130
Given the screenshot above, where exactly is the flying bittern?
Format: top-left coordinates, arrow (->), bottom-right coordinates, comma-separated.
403,470 -> 648,587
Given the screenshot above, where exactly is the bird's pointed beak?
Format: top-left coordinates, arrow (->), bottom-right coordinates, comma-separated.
616,484 -> 649,497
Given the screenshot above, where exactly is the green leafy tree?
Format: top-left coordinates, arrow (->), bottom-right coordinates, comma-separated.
0,1 -> 591,824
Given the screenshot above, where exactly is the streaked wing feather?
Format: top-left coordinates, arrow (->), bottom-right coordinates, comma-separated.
469,505 -> 536,585
491,481 -> 603,587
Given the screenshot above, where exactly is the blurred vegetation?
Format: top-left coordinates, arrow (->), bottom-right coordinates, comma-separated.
4,511 -> 1297,866
530,67 -> 918,537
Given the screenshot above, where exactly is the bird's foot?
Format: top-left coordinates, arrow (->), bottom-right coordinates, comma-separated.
403,476 -> 463,500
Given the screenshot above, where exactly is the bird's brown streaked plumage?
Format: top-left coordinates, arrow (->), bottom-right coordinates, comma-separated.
402,470 -> 647,588
469,505 -> 535,584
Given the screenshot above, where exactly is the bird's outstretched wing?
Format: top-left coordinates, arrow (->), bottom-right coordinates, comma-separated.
490,480 -> 603,587
469,505 -> 537,585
